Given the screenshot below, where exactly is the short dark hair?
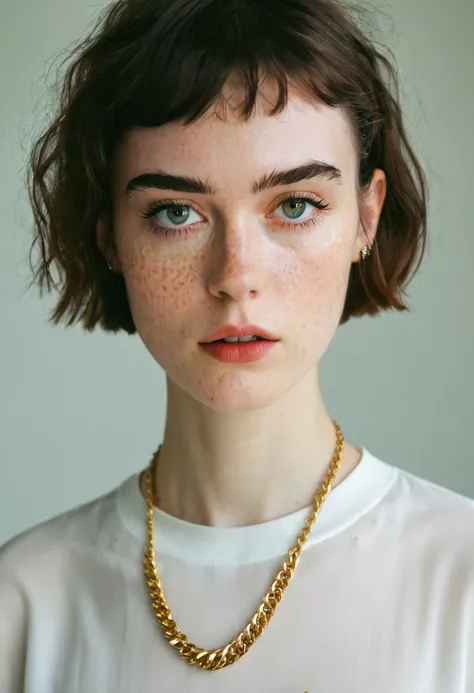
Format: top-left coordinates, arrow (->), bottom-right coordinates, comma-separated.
27,0 -> 428,333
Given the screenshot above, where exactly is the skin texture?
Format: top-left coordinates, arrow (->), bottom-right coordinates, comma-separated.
98,80 -> 386,526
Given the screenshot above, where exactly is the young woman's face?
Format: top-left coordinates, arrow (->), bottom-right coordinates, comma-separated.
105,82 -> 385,411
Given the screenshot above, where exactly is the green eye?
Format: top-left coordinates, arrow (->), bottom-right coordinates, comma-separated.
142,202 -> 202,232
163,205 -> 191,225
281,198 -> 308,220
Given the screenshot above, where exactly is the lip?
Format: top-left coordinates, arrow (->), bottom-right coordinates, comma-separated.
199,340 -> 277,364
200,323 -> 279,344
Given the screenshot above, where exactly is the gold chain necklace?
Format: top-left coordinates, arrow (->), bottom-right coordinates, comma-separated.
143,421 -> 344,671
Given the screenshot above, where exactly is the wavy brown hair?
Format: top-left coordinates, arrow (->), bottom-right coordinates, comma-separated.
27,0 -> 427,334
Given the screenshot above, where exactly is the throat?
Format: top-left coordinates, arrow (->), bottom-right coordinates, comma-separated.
139,439 -> 360,528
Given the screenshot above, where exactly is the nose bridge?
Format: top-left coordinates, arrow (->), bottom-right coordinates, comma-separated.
207,211 -> 265,300
222,216 -> 255,268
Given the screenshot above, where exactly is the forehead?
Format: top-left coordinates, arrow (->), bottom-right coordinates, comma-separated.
114,84 -> 357,192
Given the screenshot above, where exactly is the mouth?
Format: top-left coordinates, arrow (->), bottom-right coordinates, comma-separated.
211,335 -> 268,344
200,323 -> 279,344
199,332 -> 278,364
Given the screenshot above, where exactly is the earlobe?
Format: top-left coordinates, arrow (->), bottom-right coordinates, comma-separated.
352,240 -> 370,264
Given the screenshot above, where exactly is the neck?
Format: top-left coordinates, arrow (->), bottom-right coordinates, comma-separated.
148,368 -> 361,527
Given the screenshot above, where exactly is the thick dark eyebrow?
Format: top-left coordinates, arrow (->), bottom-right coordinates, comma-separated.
126,172 -> 214,196
125,160 -> 342,196
252,160 -> 342,193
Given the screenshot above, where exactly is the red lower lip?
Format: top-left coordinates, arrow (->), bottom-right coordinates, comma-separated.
200,339 -> 277,363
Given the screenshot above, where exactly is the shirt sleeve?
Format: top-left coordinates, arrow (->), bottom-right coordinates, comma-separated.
0,572 -> 28,693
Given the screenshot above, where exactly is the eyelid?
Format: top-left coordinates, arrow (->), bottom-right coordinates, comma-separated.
142,198 -> 205,216
270,190 -> 328,207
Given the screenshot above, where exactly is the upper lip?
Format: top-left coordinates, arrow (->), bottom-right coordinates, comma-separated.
200,324 -> 279,343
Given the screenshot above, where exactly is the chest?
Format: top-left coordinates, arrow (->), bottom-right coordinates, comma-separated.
26,551 -> 471,693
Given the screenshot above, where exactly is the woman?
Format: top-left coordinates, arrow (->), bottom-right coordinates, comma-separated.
1,0 -> 473,690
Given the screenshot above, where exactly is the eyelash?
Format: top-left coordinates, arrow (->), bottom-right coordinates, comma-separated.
141,192 -> 330,236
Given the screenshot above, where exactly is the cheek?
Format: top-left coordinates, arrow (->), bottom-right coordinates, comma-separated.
278,234 -> 354,323
120,243 -> 202,335
278,245 -> 351,366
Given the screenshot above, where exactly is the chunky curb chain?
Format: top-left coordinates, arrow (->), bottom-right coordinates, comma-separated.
143,421 -> 344,671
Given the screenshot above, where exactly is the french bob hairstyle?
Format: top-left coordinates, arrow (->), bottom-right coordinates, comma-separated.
27,0 -> 427,334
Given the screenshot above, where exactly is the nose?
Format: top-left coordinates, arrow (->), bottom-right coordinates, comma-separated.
206,216 -> 266,302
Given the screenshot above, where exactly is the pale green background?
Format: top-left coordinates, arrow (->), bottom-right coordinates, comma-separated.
1,0 -> 473,545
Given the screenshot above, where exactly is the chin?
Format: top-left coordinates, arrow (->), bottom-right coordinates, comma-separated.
155,340 -> 321,412
176,368 -> 301,413
196,391 -> 284,413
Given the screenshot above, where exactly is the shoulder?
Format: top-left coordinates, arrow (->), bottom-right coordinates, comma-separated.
0,478 -> 135,689
392,461 -> 474,520
376,455 -> 474,566
0,479 -> 129,587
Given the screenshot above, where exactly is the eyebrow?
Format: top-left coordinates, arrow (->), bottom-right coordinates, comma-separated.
125,160 -> 342,196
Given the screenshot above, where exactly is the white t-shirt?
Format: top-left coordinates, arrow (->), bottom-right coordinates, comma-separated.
1,449 -> 474,693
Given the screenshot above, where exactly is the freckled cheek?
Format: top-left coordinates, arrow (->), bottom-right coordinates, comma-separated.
278,245 -> 352,318
123,254 -> 202,326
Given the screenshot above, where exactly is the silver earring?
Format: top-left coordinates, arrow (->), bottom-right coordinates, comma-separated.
361,245 -> 371,260
106,259 -> 114,271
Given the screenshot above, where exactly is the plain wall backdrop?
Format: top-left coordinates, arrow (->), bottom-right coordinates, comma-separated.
1,0 -> 473,545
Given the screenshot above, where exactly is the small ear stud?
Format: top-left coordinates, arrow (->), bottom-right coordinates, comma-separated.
106,259 -> 114,271
360,245 -> 371,260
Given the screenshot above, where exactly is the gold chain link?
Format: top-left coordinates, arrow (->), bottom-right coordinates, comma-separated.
143,421 -> 344,671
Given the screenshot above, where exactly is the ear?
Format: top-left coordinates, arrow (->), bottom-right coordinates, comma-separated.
352,168 -> 387,263
96,216 -> 121,272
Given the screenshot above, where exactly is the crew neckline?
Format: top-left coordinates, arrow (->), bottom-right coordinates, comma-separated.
115,449 -> 397,565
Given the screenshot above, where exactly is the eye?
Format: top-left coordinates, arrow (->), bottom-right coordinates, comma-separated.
273,194 -> 329,225
142,202 -> 203,230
